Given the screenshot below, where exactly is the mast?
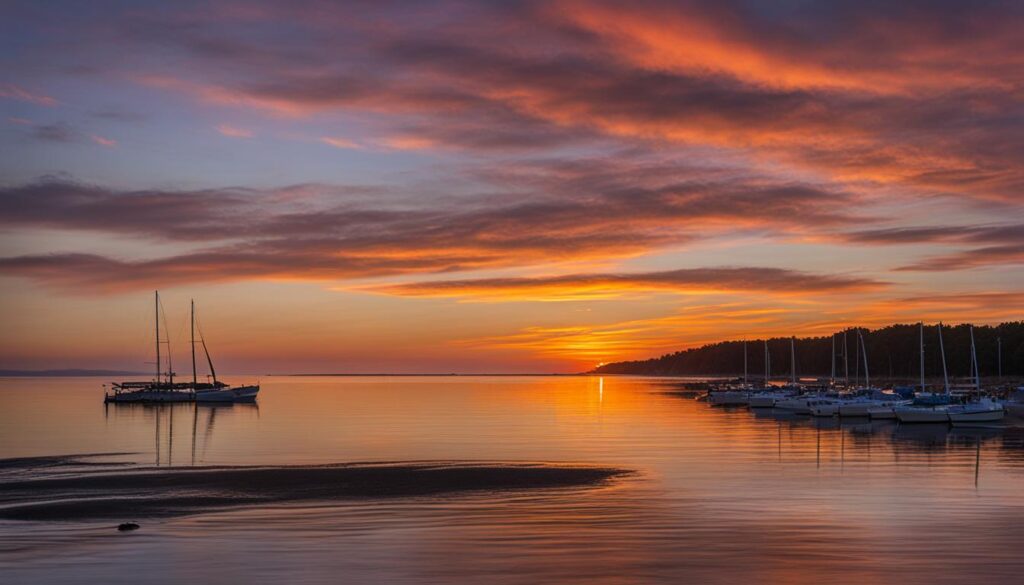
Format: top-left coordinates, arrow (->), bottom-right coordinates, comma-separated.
997,337 -> 1002,379
790,336 -> 796,385
843,331 -> 849,386
830,334 -> 836,385
937,322 -> 949,394
191,299 -> 197,388
155,291 -> 160,385
764,340 -> 770,384
859,329 -> 870,389
919,322 -> 925,392
196,315 -> 218,385
853,329 -> 860,387
743,339 -> 747,386
160,294 -> 173,385
970,325 -> 979,391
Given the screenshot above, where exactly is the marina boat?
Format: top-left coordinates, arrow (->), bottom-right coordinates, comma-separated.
948,397 -> 1004,425
105,293 -> 259,404
748,341 -> 787,407
947,327 -> 1002,426
708,339 -> 755,406
773,337 -> 816,412
895,322 -> 953,424
836,332 -> 879,417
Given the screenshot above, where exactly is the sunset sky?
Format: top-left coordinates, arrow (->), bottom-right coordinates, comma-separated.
1,0 -> 1022,373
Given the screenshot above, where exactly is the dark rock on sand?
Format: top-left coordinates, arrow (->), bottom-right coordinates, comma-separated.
117,522 -> 140,531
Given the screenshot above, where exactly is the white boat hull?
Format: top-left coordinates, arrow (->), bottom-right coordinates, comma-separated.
195,385 -> 259,403
948,399 -> 1004,425
775,397 -> 816,414
868,406 -> 897,419
747,395 -> 776,408
105,390 -> 194,403
810,403 -> 839,417
838,402 -> 876,417
948,409 -> 1004,425
708,391 -> 749,406
895,407 -> 949,423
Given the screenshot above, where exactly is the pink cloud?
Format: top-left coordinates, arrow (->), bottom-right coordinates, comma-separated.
215,123 -> 254,138
90,135 -> 117,147
320,136 -> 362,149
0,84 -> 58,106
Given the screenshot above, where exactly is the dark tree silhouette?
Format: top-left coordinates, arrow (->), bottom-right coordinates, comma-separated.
591,322 -> 1024,379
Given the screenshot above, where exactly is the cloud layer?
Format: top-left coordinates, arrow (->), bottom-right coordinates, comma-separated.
2,0 -> 1023,369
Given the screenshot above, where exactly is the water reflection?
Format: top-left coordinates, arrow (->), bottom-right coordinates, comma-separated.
688,397 -> 1023,489
103,401 -> 259,466
3,376 -> 1024,585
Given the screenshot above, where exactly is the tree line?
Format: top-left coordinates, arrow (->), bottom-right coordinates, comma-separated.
591,322 -> 1024,380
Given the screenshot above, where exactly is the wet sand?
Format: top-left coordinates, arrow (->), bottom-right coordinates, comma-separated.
0,455 -> 628,521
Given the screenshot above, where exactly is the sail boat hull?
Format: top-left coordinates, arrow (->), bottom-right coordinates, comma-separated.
105,389 -> 194,403
195,385 -> 259,403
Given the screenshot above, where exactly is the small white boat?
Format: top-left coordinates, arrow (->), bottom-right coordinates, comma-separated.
946,327 -> 1001,426
896,322 -> 954,424
948,397 -> 1004,426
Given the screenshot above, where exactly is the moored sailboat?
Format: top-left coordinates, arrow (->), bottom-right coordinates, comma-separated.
948,326 -> 1003,425
895,322 -> 952,423
104,293 -> 259,403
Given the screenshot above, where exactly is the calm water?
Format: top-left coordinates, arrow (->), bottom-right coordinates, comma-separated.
2,375 -> 1024,584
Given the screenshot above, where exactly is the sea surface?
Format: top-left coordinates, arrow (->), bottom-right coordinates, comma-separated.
2,375 -> 1023,584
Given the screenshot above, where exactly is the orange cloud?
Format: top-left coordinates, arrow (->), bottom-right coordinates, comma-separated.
366,268 -> 885,302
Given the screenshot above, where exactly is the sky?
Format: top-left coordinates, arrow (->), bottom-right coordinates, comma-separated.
1,0 -> 1022,374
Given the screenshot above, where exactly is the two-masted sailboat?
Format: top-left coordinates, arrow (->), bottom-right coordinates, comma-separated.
104,292 -> 259,403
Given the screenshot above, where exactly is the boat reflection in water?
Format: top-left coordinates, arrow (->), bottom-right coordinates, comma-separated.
104,400 -> 259,466
5,375 -> 1024,584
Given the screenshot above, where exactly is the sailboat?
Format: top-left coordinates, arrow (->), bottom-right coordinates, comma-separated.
776,337 -> 823,413
749,340 -> 791,407
947,325 -> 1003,425
869,322 -> 924,419
105,291 -> 194,403
834,330 -> 906,417
895,323 -> 953,423
190,299 -> 259,403
104,292 -> 259,403
708,339 -> 752,406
